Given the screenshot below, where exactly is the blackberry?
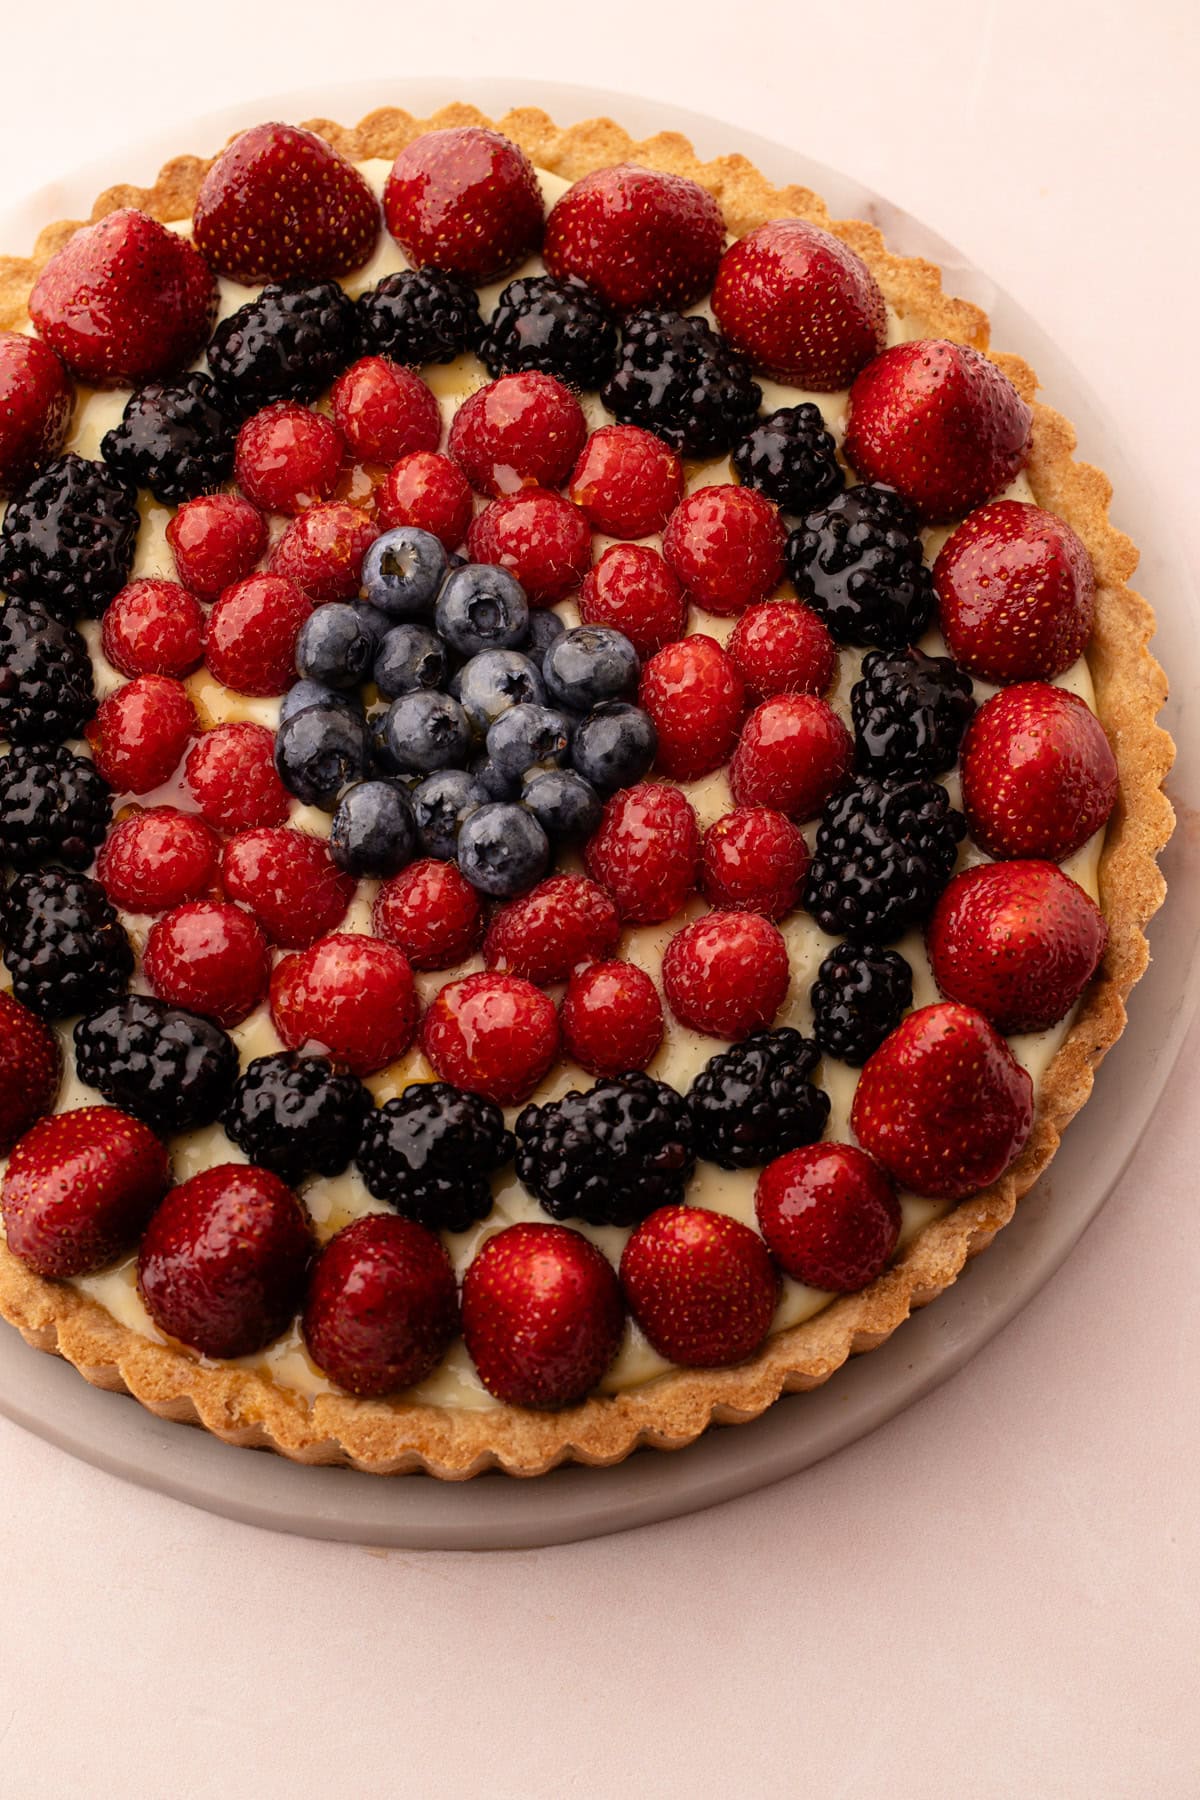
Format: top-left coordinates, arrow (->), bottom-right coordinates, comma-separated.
480,274 -> 618,389
0,744 -> 111,870
207,280 -> 360,411
74,995 -> 238,1134
810,943 -> 913,1067
0,603 -> 95,745
601,310 -> 761,457
2,869 -> 132,1020
731,404 -> 844,514
0,454 -> 138,620
687,1029 -> 830,1169
851,646 -> 977,778
100,373 -> 235,504
357,1082 -> 514,1233
223,1052 -> 369,1183
804,776 -> 966,941
357,267 -> 483,366
515,1073 -> 695,1228
786,483 -> 933,649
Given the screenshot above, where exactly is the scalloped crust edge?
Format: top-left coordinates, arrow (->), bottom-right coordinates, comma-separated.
0,104 -> 1175,1479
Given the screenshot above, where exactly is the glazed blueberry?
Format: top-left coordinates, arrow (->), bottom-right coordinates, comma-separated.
352,601 -> 392,648
525,607 -> 566,669
411,769 -> 488,860
543,625 -> 640,712
330,779 -> 417,877
295,603 -> 377,690
456,801 -> 550,898
456,650 -> 546,731
381,690 -> 471,775
374,623 -> 448,699
274,703 -> 371,809
362,526 -> 448,620
435,564 -> 529,658
279,680 -> 363,727
570,702 -> 657,793
470,754 -> 521,800
521,768 -> 603,843
486,703 -> 572,785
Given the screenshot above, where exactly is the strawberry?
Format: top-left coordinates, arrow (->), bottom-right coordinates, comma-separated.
183,722 -> 290,831
86,674 -> 197,794
204,574 -> 312,698
145,902 -> 271,1028
97,807 -> 219,913
101,579 -> 205,680
638,634 -> 745,781
578,544 -> 688,659
372,858 -> 484,971
567,425 -> 683,539
560,960 -> 664,1077
959,683 -> 1118,862
384,127 -> 544,281
270,935 -> 419,1077
755,1143 -> 900,1291
220,827 -> 355,949
193,122 -> 381,285
619,1205 -> 778,1367
730,693 -> 853,820
302,1214 -> 459,1398
727,600 -> 836,702
661,910 -> 790,1039
30,208 -> 216,387
167,492 -> 268,599
0,332 -> 73,497
1,1106 -> 168,1277
850,1001 -> 1034,1200
662,485 -> 786,616
420,971 -> 559,1106
712,219 -> 886,390
467,487 -> 592,603
543,165 -> 724,313
700,806 -> 808,919
447,371 -> 587,498
584,781 -> 699,924
0,992 -> 61,1156
378,451 -> 473,551
483,875 -> 620,986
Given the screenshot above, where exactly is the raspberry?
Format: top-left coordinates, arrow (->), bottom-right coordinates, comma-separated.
96,807 -> 219,913
184,722 -> 290,830
578,544 -> 688,658
204,574 -> 312,697
377,450 -> 473,550
220,827 -> 355,949
270,934 -> 419,1076
567,425 -> 683,538
662,910 -> 789,1039
638,634 -> 745,781
700,807 -> 808,919
467,488 -> 592,603
101,579 -> 205,679
447,371 -> 586,497
303,1215 -> 458,1398
727,600 -> 836,701
331,356 -> 441,465
662,485 -> 786,616
144,902 -> 271,1027
233,402 -> 344,514
755,1143 -> 901,1291
372,858 -> 484,971
584,781 -> 699,923
483,875 -> 620,985
86,673 -> 197,794
730,693 -> 853,820
268,502 -> 376,603
420,970 -> 559,1105
620,1206 -> 778,1369
560,960 -> 664,1076
166,492 -> 268,599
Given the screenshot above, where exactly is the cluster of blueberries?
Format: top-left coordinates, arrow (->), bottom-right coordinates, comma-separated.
274,526 -> 656,896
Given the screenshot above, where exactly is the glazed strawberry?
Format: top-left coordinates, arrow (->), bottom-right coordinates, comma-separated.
844,339 -> 1033,524
234,402 -> 345,515
204,574 -> 312,697
755,1143 -> 900,1291
934,499 -> 1096,683
543,165 -> 724,312
420,971 -> 559,1105
30,208 -> 216,386
97,807 -> 219,913
0,992 -> 61,1156
220,827 -> 355,949
959,683 -> 1118,861
462,1221 -> 624,1409
193,121 -> 380,284
0,332 -> 73,496
377,451 -> 473,550
712,219 -> 886,389
700,807 -> 808,919
86,674 -> 197,794
662,910 -> 789,1039
467,488 -> 592,603
638,634 -> 745,781
184,722 -> 290,831
567,425 -> 684,538
372,858 -> 484,971
138,1164 -> 313,1359
727,600 -> 836,701
145,902 -> 271,1028
560,960 -> 664,1077
331,357 -> 441,465
927,859 -> 1107,1035
448,371 -> 587,498
662,486 -> 786,617
578,544 -> 688,658
584,781 -> 699,924
730,693 -> 853,820
167,492 -> 268,599
101,580 -> 205,680
483,875 -> 620,985
851,1001 -> 1034,1200
384,127 -> 543,281
270,934 -> 418,1076
2,1106 -> 168,1279
303,1214 -> 458,1397
620,1206 -> 778,1368
269,503 -> 376,603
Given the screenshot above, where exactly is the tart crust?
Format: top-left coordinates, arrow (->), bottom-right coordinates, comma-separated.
0,104 -> 1175,1478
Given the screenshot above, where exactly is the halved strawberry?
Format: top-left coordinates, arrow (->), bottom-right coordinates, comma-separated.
0,332 -> 73,497
1,1105 -> 169,1277
712,219 -> 886,390
543,164 -> 724,312
384,127 -> 543,281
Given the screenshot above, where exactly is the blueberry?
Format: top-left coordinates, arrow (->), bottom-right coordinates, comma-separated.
381,690 -> 472,775
571,702 -> 657,794
525,608 -> 566,668
543,625 -> 640,712
374,623 -> 447,699
435,563 -> 529,657
469,753 -> 521,801
295,603 -> 377,690
486,703 -> 572,785
274,704 -> 371,810
330,780 -> 417,877
411,769 -> 488,860
456,802 -> 550,898
279,680 -> 363,727
353,601 -> 392,647
456,650 -> 545,731
521,768 -> 603,843
362,526 -> 448,619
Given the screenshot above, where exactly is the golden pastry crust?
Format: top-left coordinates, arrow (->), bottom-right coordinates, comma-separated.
0,105 -> 1175,1477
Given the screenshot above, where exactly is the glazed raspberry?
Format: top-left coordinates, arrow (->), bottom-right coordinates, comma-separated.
934,499 -> 1096,683
97,807 -> 218,913
101,579 -> 205,679
544,165 -> 724,313
584,781 -> 699,924
86,673 -> 197,794
662,486 -> 786,616
959,684 -> 1118,862
755,1144 -> 901,1292
270,934 -> 418,1076
637,634 -> 745,781
662,910 -> 790,1039
1,1106 -> 168,1279
383,127 -> 543,281
420,971 -> 559,1105
377,451 -> 474,550
0,331 -> 73,497
220,827 -> 355,949
269,502 -> 376,603
145,902 -> 270,1028
467,488 -> 592,604
700,807 -> 808,919
928,859 -> 1107,1035
730,693 -> 853,820
0,992 -> 61,1155
167,492 -> 268,599
331,356 -> 441,465
447,371 -> 587,498
483,875 -> 620,985
712,219 -> 886,389
620,1206 -> 778,1369
560,960 -> 664,1077
204,574 -> 312,697
184,722 -> 290,831
303,1214 -> 458,1397
578,544 -> 688,658
233,402 -> 344,515
567,425 -> 684,538
138,1164 -> 313,1359
372,858 -> 484,971
727,601 -> 836,701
